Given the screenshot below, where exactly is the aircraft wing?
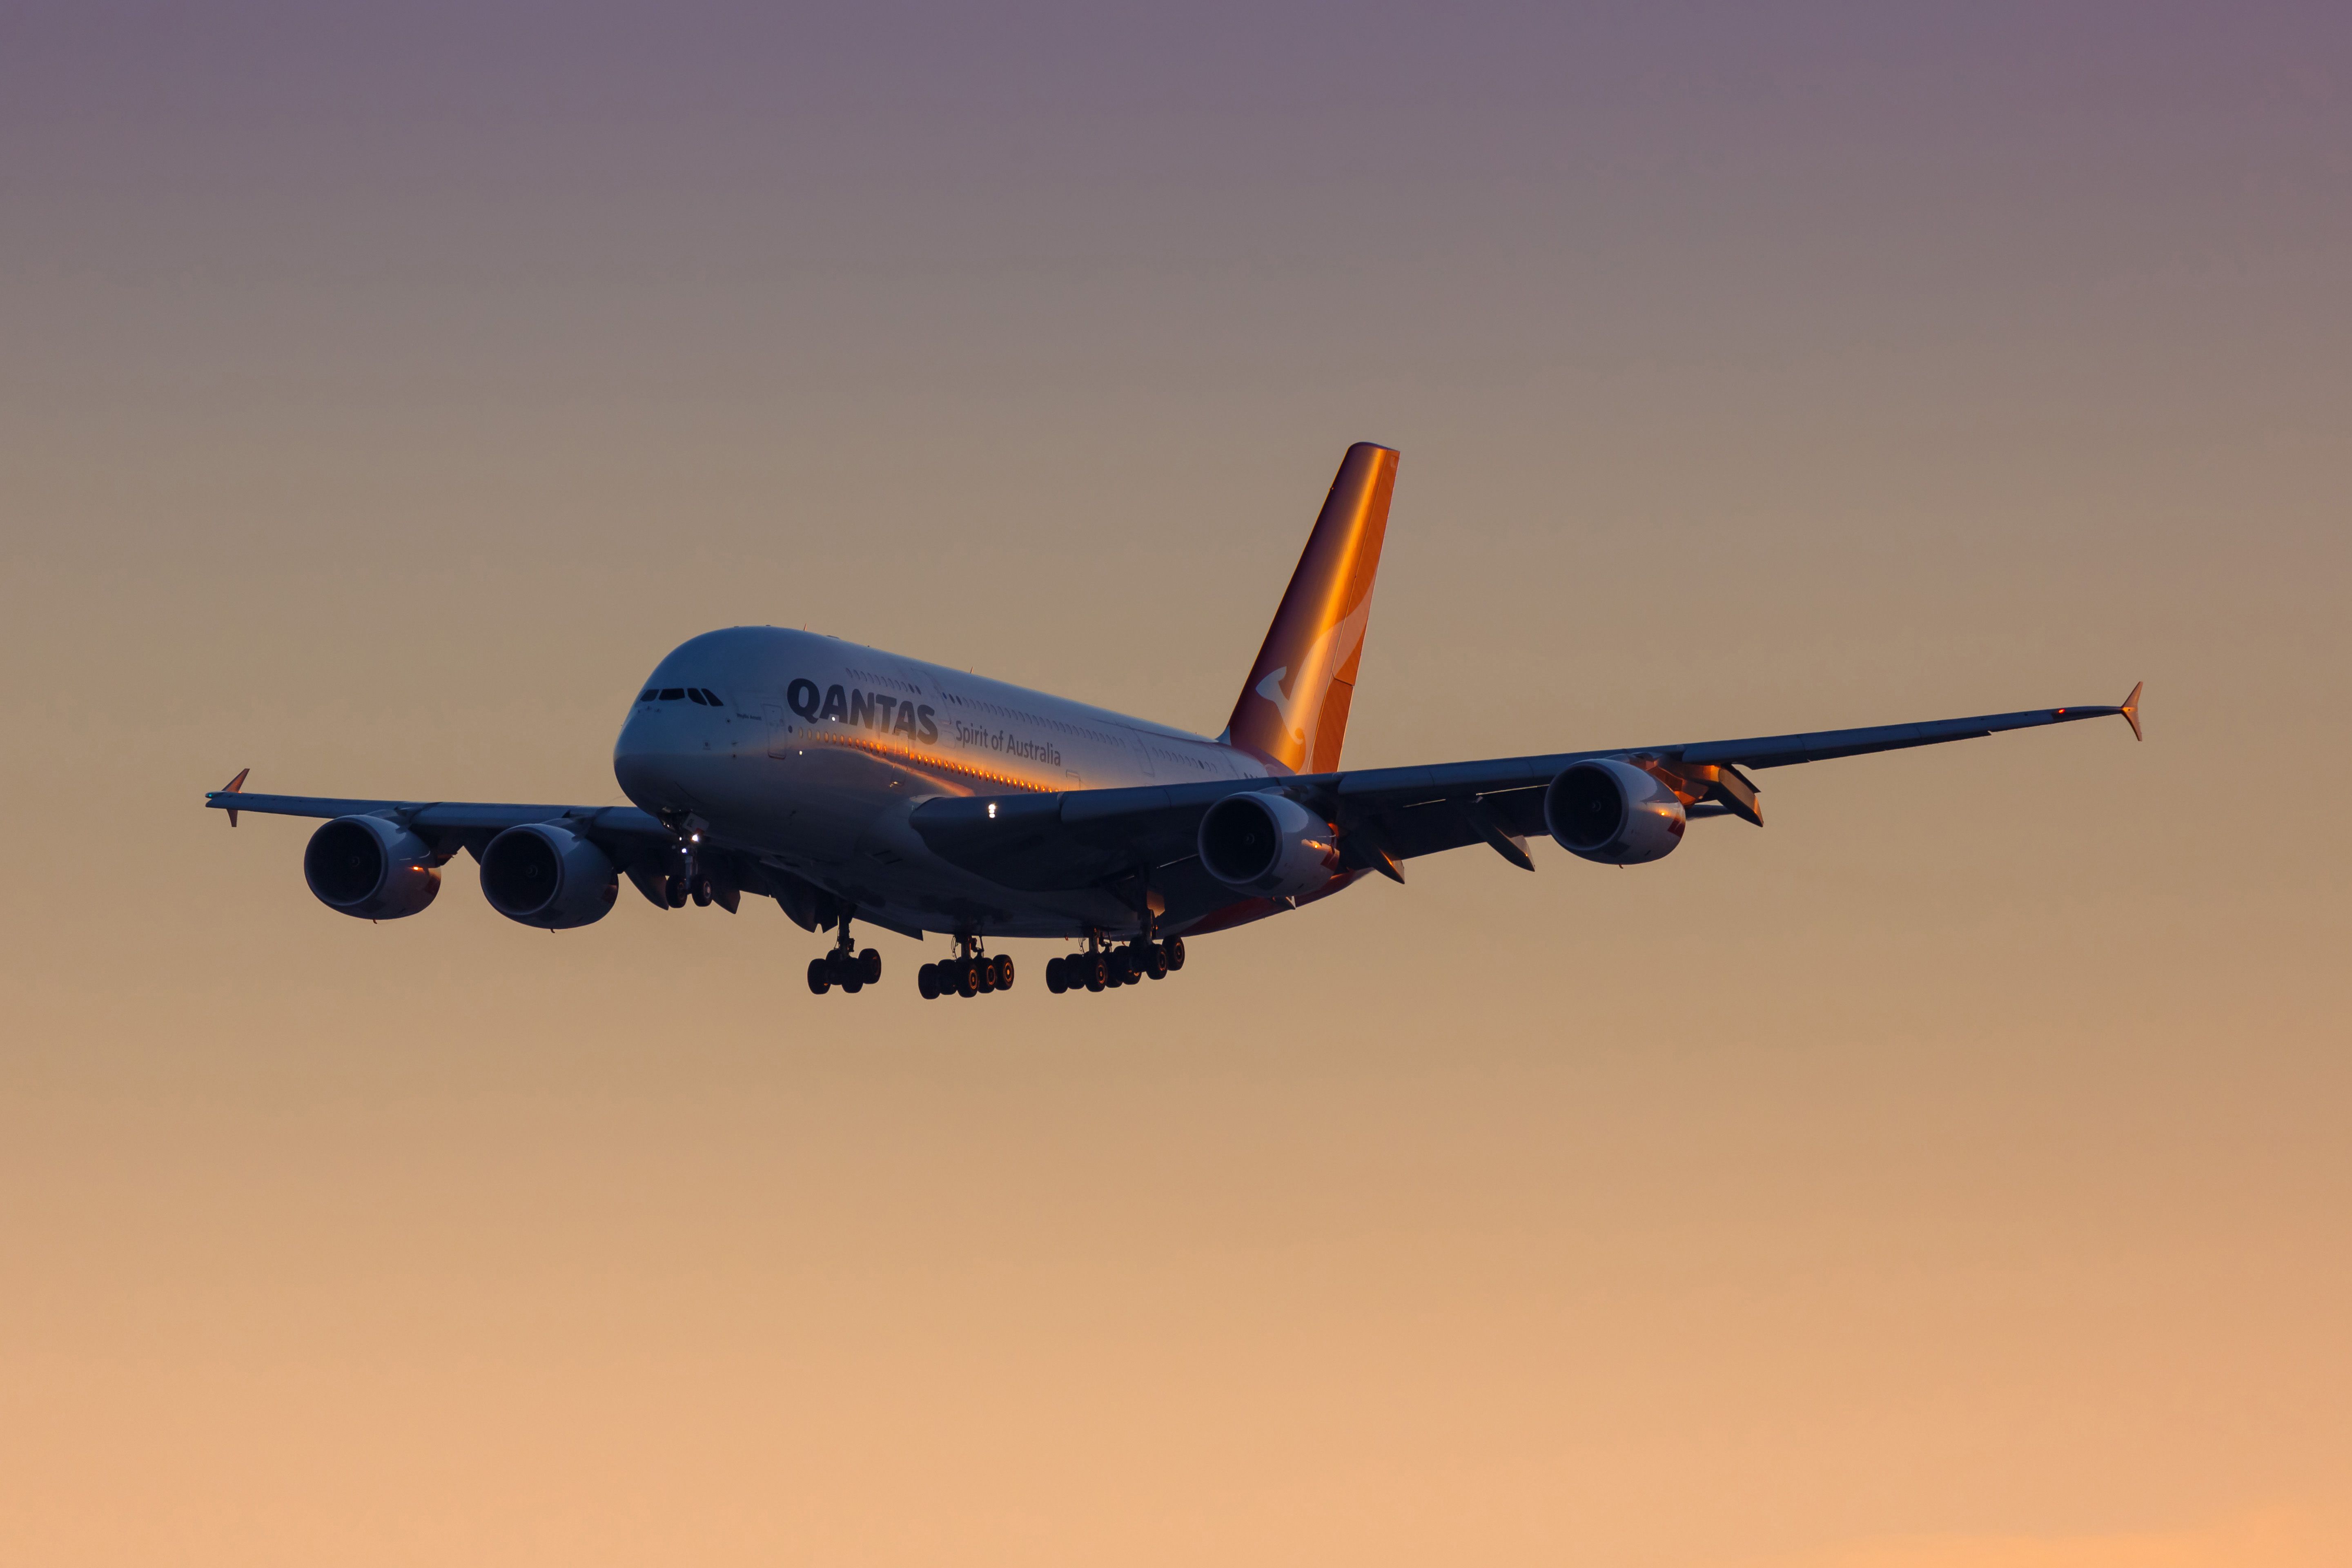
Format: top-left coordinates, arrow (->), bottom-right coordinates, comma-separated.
201,783 -> 871,928
203,788 -> 671,855
909,685 -> 2144,899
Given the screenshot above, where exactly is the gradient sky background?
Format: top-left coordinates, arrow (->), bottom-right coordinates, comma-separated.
4,4 -> 2349,1564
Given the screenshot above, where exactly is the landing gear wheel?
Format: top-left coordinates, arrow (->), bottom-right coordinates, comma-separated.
1079,953 -> 1107,992
1141,943 -> 1168,980
918,963 -> 941,1000
690,877 -> 713,907
1045,957 -> 1068,994
991,954 -> 1015,990
859,948 -> 882,985
957,960 -> 980,998
1161,936 -> 1185,971
1107,949 -> 1134,986
666,876 -> 689,909
806,958 -> 831,995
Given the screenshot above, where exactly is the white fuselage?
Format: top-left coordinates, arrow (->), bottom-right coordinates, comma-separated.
612,626 -> 1280,937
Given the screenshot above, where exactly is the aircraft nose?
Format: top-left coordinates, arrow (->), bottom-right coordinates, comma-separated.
612,706 -> 671,809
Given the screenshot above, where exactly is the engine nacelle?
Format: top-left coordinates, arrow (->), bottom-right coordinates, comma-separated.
1197,791 -> 1342,899
1543,759 -> 1686,865
303,815 -> 442,920
479,823 -> 619,929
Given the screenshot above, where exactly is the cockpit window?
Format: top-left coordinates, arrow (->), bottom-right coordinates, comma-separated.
686,688 -> 708,705
659,688 -> 685,701
700,688 -> 724,706
639,689 -> 658,702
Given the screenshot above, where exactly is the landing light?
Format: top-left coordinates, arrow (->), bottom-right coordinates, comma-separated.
987,803 -> 997,819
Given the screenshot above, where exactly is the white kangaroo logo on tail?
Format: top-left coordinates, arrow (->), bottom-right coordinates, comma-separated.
1254,596 -> 1373,748
1255,666 -> 1304,739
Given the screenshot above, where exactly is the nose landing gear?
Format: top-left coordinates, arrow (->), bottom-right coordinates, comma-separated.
656,831 -> 715,909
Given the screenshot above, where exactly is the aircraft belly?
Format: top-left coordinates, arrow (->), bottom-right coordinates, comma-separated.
818,801 -> 1143,938
677,763 -> 1126,937
690,746 -> 884,862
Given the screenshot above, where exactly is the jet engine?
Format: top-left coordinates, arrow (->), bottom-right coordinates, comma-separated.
1543,759 -> 1686,865
1197,791 -> 1342,899
303,815 -> 442,920
479,823 -> 619,929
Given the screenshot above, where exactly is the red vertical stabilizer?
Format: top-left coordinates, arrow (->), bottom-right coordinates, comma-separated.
1222,443 -> 1399,774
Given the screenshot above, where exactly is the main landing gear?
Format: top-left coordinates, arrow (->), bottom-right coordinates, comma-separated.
805,923 -> 1185,1001
918,936 -> 1013,1000
806,913 -> 881,996
1044,935 -> 1184,995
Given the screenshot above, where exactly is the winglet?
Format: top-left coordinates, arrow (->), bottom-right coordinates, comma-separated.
2120,681 -> 2143,742
215,767 -> 250,826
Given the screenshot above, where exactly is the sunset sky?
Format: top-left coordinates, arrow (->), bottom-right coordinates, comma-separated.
3,4 -> 2348,1564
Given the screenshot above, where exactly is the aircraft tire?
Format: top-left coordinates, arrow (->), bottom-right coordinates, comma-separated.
992,954 -> 1015,990
859,947 -> 882,984
1161,938 -> 1185,971
806,958 -> 830,995
918,963 -> 940,999
1045,957 -> 1067,993
1081,954 -> 1106,992
957,962 -> 979,998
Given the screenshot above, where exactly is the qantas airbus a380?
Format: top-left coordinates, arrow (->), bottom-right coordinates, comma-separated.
208,444 -> 2142,1000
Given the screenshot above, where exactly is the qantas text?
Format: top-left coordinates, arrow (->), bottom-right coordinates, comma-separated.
788,679 -> 940,743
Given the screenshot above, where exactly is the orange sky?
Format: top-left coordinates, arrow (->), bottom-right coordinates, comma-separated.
2,4 -> 2348,1564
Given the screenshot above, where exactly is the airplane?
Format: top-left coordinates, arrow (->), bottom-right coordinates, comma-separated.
206,443 -> 2143,1001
